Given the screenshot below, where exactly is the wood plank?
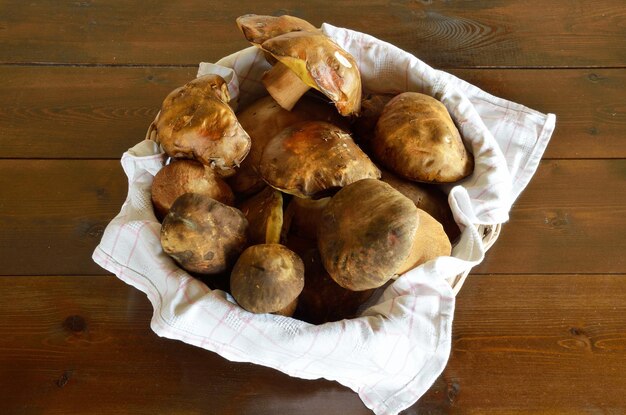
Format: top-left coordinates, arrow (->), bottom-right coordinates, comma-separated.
474,159 -> 626,274
449,68 -> 626,159
0,159 -> 624,276
421,274 -> 626,413
1,1 -> 625,68
0,274 -> 624,413
0,160 -> 128,276
0,66 -> 196,159
1,66 -> 624,159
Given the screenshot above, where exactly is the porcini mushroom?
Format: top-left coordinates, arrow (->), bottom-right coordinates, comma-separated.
155,74 -> 251,177
380,169 -> 460,242
230,244 -> 305,316
151,159 -> 234,220
260,121 -> 380,198
296,248 -> 375,324
317,179 -> 418,291
236,14 -> 317,46
228,95 -> 347,195
395,208 -> 452,275
259,30 -> 362,115
160,193 -> 248,274
373,92 -> 474,183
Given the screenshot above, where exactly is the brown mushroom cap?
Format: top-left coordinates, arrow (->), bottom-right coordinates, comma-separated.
380,169 -> 460,242
230,244 -> 305,314
317,179 -> 419,291
260,31 -> 362,116
237,186 -> 283,245
260,121 -> 380,198
373,92 -> 474,183
396,209 -> 452,274
228,95 -> 347,195
236,14 -> 317,45
155,75 -> 251,176
151,159 -> 234,220
160,193 -> 248,274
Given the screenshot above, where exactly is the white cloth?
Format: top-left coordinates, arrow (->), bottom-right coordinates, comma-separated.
93,24 -> 555,415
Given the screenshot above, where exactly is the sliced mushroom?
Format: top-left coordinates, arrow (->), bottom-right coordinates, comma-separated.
373,92 -> 474,183
230,244 -> 305,316
155,75 -> 251,177
228,95 -> 347,195
260,121 -> 380,198
260,31 -> 362,116
317,179 -> 418,291
151,159 -> 234,220
160,193 -> 248,274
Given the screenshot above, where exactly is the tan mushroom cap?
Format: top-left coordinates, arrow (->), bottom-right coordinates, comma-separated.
237,187 -> 283,245
231,244 -> 305,314
260,121 -> 380,198
373,92 -> 474,183
236,14 -> 317,45
380,169 -> 460,242
151,159 -> 234,220
228,95 -> 347,195
317,179 -> 419,291
155,75 -> 251,176
160,193 -> 248,274
260,31 -> 362,116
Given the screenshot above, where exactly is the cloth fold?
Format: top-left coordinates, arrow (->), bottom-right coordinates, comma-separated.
93,24 -> 555,415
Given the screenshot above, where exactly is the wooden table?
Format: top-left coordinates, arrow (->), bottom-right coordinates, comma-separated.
1,2 -> 625,413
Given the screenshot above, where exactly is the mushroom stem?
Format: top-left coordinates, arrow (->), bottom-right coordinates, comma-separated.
262,62 -> 310,111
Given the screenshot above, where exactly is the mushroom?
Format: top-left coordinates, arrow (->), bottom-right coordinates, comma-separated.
160,193 -> 248,274
154,74 -> 251,177
296,248 -> 375,324
317,179 -> 419,291
259,30 -> 362,115
228,95 -> 347,195
395,208 -> 452,275
151,159 -> 234,220
260,121 -> 380,198
237,186 -> 283,246
236,14 -> 317,46
380,169 -> 460,242
230,244 -> 305,316
373,92 -> 474,183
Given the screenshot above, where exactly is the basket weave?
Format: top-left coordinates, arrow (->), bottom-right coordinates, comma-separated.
145,115 -> 501,296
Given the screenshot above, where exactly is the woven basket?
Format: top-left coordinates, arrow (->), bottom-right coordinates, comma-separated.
145,113 -> 501,296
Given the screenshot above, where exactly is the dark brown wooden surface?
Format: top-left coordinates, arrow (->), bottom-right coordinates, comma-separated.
1,1 -> 625,414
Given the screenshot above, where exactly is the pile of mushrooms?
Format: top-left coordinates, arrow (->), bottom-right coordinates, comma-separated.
151,14 -> 473,323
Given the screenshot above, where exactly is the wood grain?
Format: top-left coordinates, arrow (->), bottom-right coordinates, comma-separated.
1,0 -> 625,68
1,159 -> 624,276
1,66 -> 625,160
0,274 -> 624,414
475,159 -> 626,274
